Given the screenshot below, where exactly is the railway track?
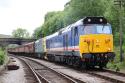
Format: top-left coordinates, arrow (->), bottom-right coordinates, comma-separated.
87,69 -> 125,83
18,56 -> 83,83
13,57 -> 42,83
18,57 -> 47,83
17,56 -> 112,83
13,55 -> 125,83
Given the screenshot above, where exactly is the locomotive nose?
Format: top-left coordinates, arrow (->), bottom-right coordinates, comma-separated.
79,34 -> 113,54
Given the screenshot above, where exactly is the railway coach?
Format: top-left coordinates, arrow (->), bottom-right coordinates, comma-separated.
8,42 -> 35,57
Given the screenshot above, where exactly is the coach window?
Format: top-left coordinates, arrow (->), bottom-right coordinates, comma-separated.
74,26 -> 78,36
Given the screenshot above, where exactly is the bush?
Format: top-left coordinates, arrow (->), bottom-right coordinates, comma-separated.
107,46 -> 125,70
0,48 -> 5,65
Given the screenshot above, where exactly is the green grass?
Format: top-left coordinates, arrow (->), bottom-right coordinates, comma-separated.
0,48 -> 5,65
107,46 -> 125,71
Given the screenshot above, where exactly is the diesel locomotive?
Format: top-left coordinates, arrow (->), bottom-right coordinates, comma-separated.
8,17 -> 115,68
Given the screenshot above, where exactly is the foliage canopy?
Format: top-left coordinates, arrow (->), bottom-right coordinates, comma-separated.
12,28 -> 30,38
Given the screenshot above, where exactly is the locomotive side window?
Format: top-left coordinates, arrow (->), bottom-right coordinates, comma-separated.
77,25 -> 84,35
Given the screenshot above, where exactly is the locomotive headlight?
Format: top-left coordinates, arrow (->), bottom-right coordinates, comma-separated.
107,48 -> 111,51
88,19 -> 91,22
100,19 -> 103,22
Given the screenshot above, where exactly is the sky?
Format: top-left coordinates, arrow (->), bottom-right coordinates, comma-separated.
0,0 -> 69,35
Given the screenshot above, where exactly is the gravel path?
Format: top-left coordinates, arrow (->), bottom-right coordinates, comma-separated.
0,57 -> 26,83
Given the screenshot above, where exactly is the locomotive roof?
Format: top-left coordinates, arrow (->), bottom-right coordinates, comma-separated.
72,19 -> 83,26
61,25 -> 72,33
45,32 -> 59,39
35,38 -> 42,43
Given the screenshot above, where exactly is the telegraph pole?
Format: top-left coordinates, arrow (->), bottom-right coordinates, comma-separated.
114,0 -> 124,62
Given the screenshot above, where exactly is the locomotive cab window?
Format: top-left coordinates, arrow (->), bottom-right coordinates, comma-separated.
84,24 -> 112,34
97,25 -> 111,34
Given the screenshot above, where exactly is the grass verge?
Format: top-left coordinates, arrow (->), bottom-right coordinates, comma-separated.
0,48 -> 5,65
107,46 -> 125,72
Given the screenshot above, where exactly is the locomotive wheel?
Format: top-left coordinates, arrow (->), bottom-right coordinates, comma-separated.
69,56 -> 72,66
99,62 -> 105,69
63,56 -> 67,64
99,65 -> 103,69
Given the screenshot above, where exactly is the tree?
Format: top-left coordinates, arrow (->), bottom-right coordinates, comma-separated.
42,11 -> 64,36
63,0 -> 106,26
33,11 -> 64,38
12,28 -> 30,38
32,27 -> 44,39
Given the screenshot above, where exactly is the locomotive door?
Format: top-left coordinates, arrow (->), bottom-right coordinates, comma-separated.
63,34 -> 68,51
71,27 -> 78,50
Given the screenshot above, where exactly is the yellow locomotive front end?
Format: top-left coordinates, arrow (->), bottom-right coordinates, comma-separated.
80,34 -> 113,53
79,17 -> 115,68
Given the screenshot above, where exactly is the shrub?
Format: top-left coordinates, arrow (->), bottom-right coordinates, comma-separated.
0,48 -> 5,65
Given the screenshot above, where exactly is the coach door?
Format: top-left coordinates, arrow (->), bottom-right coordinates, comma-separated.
63,34 -> 68,51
